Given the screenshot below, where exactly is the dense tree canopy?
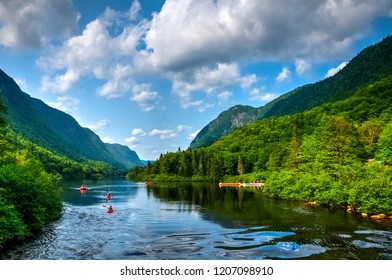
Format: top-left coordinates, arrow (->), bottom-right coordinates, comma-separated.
128,75 -> 392,214
191,36 -> 392,149
1,98 -> 62,249
0,96 -> 6,128
0,96 -> 123,250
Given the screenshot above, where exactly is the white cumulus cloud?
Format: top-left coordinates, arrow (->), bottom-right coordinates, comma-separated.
131,83 -> 161,112
84,119 -> 111,131
132,128 -> 147,136
129,0 -> 141,21
47,95 -> 80,115
295,59 -> 311,75
172,63 -> 255,109
325,61 -> 348,78
34,0 -> 392,114
145,0 -> 392,71
188,129 -> 201,140
250,88 -> 279,103
276,67 -> 291,82
125,136 -> 138,143
38,6 -> 149,99
149,129 -> 177,139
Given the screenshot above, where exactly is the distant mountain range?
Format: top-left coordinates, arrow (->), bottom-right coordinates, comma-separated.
0,69 -> 143,170
190,35 -> 392,148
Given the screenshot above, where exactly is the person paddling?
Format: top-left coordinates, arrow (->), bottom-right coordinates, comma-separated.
106,191 -> 111,200
107,205 -> 114,213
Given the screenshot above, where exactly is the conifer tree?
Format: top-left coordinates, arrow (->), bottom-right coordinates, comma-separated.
237,155 -> 245,175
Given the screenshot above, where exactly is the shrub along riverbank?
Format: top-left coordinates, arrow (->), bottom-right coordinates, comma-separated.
0,109 -> 63,249
0,100 -> 62,250
0,157 -> 63,250
0,97 -> 122,250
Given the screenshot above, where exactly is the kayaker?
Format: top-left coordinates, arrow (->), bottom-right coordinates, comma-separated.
107,205 -> 113,213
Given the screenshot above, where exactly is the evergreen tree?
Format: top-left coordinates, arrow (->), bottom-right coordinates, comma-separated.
145,161 -> 152,174
179,150 -> 192,177
198,151 -> 206,176
237,155 -> 245,175
210,154 -> 224,181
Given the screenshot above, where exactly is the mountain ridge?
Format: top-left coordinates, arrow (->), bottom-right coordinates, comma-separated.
0,69 -> 143,170
190,35 -> 392,148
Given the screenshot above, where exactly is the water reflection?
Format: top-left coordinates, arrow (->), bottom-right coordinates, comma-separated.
1,180 -> 391,260
61,179 -> 140,206
146,182 -> 392,259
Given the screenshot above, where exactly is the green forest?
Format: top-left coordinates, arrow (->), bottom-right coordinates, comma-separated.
2,35 -> 392,252
1,97 -> 60,249
190,35 -> 392,149
128,75 -> 392,216
0,96 -> 124,250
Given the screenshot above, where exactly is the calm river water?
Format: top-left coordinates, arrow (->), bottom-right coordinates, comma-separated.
1,179 -> 391,260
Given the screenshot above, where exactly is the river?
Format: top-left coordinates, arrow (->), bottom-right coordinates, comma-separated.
1,179 -> 391,260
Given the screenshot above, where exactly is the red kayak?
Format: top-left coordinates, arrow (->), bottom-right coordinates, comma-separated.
107,208 -> 114,213
80,185 -> 87,191
106,193 -> 111,200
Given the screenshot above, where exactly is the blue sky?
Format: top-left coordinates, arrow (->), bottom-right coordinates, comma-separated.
1,0 -> 392,160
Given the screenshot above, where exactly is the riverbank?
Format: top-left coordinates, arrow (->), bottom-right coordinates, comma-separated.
128,164 -> 392,218
263,164 -> 392,216
0,160 -> 63,251
2,180 -> 392,260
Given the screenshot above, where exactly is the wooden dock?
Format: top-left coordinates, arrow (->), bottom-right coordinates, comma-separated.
219,182 -> 264,189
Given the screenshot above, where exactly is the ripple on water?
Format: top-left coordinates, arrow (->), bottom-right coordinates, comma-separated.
352,240 -> 384,249
354,230 -> 392,237
153,233 -> 209,244
352,230 -> 392,250
151,233 -> 207,255
257,242 -> 327,259
337,234 -> 353,239
114,232 -> 210,259
222,241 -> 327,260
216,229 -> 295,250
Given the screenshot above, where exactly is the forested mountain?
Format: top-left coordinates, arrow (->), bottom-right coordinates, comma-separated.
190,35 -> 392,148
129,36 -> 392,215
0,69 -> 142,170
129,74 -> 392,214
190,105 -> 258,148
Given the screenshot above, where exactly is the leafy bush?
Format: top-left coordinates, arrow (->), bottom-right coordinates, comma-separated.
0,194 -> 28,250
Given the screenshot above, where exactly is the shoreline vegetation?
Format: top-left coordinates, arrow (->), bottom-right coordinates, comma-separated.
127,76 -> 392,218
127,169 -> 392,220
0,97 -> 126,250
2,36 -> 392,252
127,169 -> 392,221
0,125 -> 63,250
